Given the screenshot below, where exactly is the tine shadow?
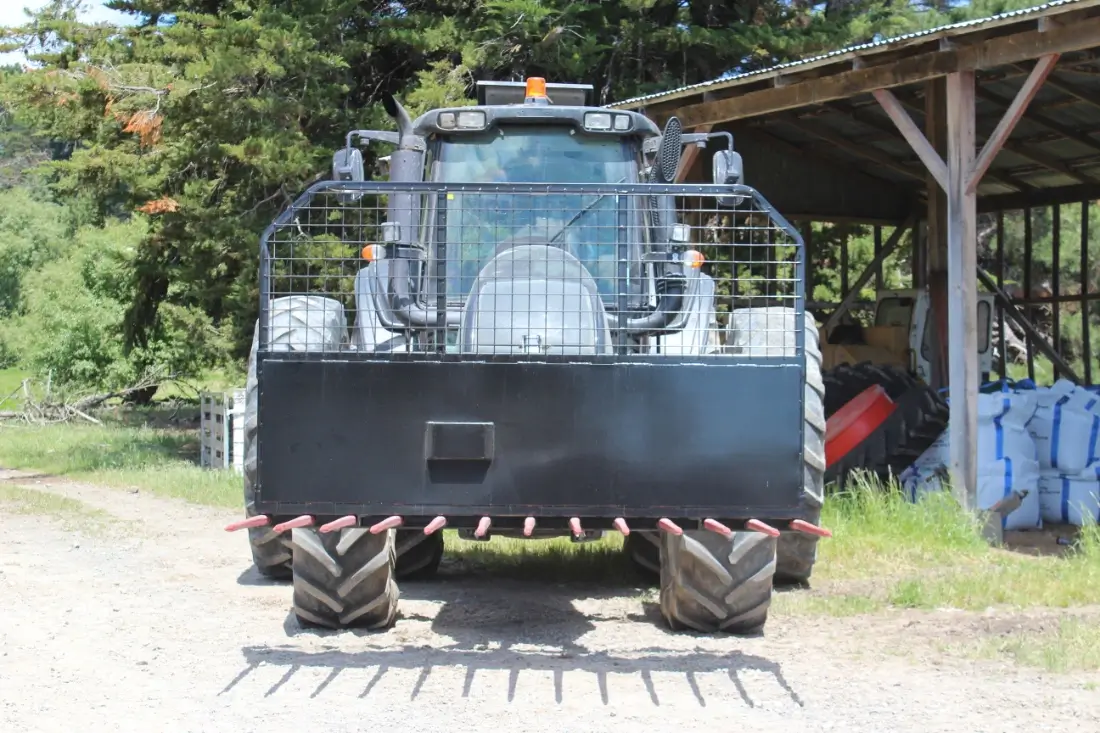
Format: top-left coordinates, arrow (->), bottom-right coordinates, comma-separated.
225,642 -> 803,709
226,576 -> 803,709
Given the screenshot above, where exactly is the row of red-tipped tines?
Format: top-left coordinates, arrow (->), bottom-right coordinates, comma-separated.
224,514 -> 831,538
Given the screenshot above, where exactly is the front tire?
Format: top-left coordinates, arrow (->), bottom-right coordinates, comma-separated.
291,527 -> 399,630
659,530 -> 777,634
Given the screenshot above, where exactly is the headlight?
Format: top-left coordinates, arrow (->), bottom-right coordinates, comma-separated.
583,112 -> 612,130
457,111 -> 487,129
613,114 -> 631,131
438,112 -> 456,129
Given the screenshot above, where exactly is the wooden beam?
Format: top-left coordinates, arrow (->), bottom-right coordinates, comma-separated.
975,85 -> 1100,155
822,215 -> 915,333
776,117 -> 927,182
1001,140 -> 1099,183
873,88 -> 949,191
1082,200 -> 1093,385
674,124 -> 713,182
671,16 -> 1100,128
831,99 -> 1032,192
1036,69 -> 1100,111
968,54 -> 1060,194
946,70 -> 978,513
979,181 -> 1100,211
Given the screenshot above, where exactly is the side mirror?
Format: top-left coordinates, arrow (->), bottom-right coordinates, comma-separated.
333,147 -> 365,183
712,150 -> 745,207
333,148 -> 366,204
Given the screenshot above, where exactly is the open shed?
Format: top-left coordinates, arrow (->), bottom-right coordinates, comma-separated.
609,0 -> 1100,510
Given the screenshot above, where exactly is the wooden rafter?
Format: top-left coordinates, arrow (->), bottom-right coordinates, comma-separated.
666,15 -> 1100,128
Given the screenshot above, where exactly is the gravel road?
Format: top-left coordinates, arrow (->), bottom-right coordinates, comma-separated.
1,470 -> 1098,733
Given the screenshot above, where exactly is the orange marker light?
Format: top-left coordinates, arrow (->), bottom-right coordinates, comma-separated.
684,249 -> 705,269
361,244 -> 384,261
525,77 -> 547,99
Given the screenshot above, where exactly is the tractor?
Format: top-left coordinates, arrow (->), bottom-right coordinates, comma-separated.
227,78 -> 830,634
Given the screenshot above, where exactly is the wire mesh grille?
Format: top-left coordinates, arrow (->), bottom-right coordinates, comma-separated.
259,182 -> 805,361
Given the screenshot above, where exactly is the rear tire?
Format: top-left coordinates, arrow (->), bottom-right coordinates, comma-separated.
659,530 -> 776,634
395,531 -> 444,580
291,527 -> 399,630
727,307 -> 825,585
624,531 -> 660,579
240,296 -> 348,581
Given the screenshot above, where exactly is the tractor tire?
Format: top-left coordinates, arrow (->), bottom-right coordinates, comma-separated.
659,530 -> 777,634
290,527 -> 400,630
395,530 -> 444,580
822,361 -> 919,418
624,531 -> 660,579
825,382 -> 948,488
726,307 -> 826,586
240,296 -> 348,581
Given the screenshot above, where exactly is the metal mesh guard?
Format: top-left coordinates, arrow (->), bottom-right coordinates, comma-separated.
258,182 -> 805,362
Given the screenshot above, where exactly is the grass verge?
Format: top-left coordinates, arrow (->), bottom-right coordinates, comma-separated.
0,420 -> 240,507
954,617 -> 1100,673
0,483 -> 113,534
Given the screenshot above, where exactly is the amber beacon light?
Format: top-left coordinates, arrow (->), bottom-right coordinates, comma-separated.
525,77 -> 548,99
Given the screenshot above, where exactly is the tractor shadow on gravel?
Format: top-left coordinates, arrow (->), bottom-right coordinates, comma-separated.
225,574 -> 804,708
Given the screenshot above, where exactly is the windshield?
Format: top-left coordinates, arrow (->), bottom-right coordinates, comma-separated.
429,125 -> 643,303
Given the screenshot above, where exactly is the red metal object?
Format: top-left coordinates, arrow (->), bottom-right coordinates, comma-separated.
224,515 -> 270,532
702,518 -> 733,538
424,516 -> 447,535
746,518 -> 780,537
272,515 -> 314,533
612,517 -> 630,536
319,515 -> 357,533
657,518 -> 683,535
825,384 -> 897,467
569,517 -> 583,536
523,517 -> 536,536
369,515 -> 403,534
791,519 -> 833,538
475,516 -> 492,538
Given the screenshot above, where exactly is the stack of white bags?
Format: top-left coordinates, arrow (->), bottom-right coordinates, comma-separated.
899,379 -> 1100,530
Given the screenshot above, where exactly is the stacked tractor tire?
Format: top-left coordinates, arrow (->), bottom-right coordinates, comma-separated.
821,362 -> 950,488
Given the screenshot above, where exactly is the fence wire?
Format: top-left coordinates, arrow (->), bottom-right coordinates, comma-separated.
259,182 -> 805,361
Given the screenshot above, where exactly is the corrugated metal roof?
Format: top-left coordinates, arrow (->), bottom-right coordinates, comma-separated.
608,0 -> 1097,110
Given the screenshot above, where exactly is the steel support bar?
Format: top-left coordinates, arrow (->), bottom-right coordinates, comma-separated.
946,71 -> 978,513
976,267 -> 1083,383
873,89 -> 949,191
968,53 -> 1060,194
822,214 -> 916,333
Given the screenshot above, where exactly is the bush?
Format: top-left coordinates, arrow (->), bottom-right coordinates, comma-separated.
0,215 -> 229,392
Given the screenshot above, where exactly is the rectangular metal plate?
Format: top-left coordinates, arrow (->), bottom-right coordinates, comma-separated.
425,421 -> 495,461
254,358 -> 805,518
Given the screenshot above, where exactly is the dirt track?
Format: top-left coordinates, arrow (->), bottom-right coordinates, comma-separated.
1,470 -> 1098,733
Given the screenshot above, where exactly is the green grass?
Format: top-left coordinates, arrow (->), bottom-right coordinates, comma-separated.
0,420 -> 240,507
0,483 -> 113,533
444,532 -> 635,583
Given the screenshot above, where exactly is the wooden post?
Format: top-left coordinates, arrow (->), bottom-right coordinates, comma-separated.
1082,200 -> 1093,385
924,80 -> 951,391
1053,202 -> 1062,380
946,71 -> 979,512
